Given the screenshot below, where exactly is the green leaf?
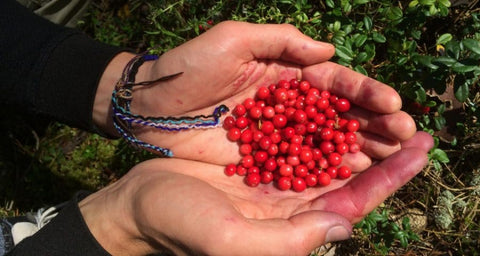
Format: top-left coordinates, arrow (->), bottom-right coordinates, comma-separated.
438,0 -> 451,7
434,116 -> 446,130
446,40 -> 461,59
463,38 -> 480,55
431,148 -> 449,163
385,7 -> 403,21
419,0 -> 436,5
414,55 -> 439,69
354,34 -> 368,47
355,51 -> 369,63
454,75 -> 469,102
363,16 -> 372,31
415,86 -> 427,102
354,64 -> 368,75
452,60 -> 480,73
354,0 -> 370,4
372,31 -> 386,43
326,0 -> 335,8
436,33 -> 452,45
409,0 -> 419,7
336,45 -> 354,61
432,56 -> 457,67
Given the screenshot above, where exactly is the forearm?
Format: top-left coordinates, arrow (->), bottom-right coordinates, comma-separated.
0,0 -> 125,135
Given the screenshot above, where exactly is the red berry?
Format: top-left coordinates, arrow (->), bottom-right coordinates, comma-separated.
338,166 -> 352,179
247,166 -> 260,175
239,143 -> 252,155
344,132 -> 357,144
261,171 -> 274,184
327,152 -> 342,166
288,143 -> 302,156
267,143 -> 279,156
236,165 -> 247,176
349,143 -> 361,153
264,158 -> 277,171
225,164 -> 236,176
278,80 -> 290,89
227,128 -> 241,141
272,114 -> 287,128
292,177 -> 307,192
223,116 -> 236,130
261,121 -> 275,135
320,127 -> 334,141
320,141 -> 335,154
274,88 -> 288,103
241,155 -> 255,168
299,149 -> 313,163
336,143 -> 349,155
318,172 -> 331,186
235,116 -> 249,129
299,80 -> 311,92
256,86 -> 270,100
320,90 -> 330,98
333,131 -> 345,144
294,165 -> 309,177
347,119 -> 360,132
335,98 -> 350,112
233,104 -> 246,116
286,155 -> 300,166
254,151 -> 268,163
249,106 -> 262,119
305,174 -> 318,187
243,98 -> 255,109
262,106 -> 275,119
279,164 -> 294,176
240,129 -> 253,144
277,177 -> 292,190
326,166 -> 338,178
316,98 -> 330,110
246,173 -> 261,187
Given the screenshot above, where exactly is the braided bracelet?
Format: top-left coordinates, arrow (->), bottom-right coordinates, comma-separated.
112,52 -> 229,157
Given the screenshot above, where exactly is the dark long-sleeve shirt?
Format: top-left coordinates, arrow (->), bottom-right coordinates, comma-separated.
1,0 -> 124,254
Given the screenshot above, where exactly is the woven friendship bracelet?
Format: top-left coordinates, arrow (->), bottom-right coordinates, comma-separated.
112,52 -> 229,157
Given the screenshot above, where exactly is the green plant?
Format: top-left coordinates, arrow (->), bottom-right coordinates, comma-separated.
355,207 -> 420,255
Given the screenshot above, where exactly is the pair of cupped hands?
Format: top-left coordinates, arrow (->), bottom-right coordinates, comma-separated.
86,21 -> 433,255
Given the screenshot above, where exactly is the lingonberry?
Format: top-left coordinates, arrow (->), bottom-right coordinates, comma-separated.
262,106 -> 275,119
327,152 -> 342,166
246,173 -> 261,187
338,166 -> 352,179
292,177 -> 307,192
347,119 -> 360,132
335,98 -> 350,112
305,174 -> 318,187
224,79 -> 361,192
243,98 -> 255,109
318,172 -> 331,186
225,164 -> 236,176
294,165 -> 309,177
239,143 -> 252,155
227,128 -> 241,141
326,166 -> 338,179
277,177 -> 292,190
233,104 -> 246,117
261,171 -> 274,184
235,116 -> 249,129
279,164 -> 294,176
223,116 -> 236,130
256,86 -> 270,100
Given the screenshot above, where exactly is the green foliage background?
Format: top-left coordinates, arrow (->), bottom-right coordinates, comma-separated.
1,0 -> 479,255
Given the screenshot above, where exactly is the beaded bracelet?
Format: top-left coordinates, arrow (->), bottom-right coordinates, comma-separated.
112,53 -> 229,157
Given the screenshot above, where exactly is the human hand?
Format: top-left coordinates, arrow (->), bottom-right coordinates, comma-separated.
79,131 -> 432,256
117,21 -> 415,168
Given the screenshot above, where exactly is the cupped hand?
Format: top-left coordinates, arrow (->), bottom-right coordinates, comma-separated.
79,132 -> 432,256
127,21 -> 415,168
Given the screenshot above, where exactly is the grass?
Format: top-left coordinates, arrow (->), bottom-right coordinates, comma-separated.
1,0 -> 479,255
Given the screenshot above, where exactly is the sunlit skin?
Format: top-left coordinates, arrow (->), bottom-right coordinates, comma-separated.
87,21 -> 433,255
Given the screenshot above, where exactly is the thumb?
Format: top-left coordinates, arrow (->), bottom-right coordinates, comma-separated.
233,211 -> 352,256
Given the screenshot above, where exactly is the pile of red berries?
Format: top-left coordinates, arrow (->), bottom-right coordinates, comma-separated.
223,79 -> 361,192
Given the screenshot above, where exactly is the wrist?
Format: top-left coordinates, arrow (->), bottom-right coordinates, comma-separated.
93,52 -> 155,137
78,189 -> 155,255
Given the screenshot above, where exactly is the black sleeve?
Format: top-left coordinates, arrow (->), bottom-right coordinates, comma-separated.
0,0 -> 125,133
7,192 -> 111,256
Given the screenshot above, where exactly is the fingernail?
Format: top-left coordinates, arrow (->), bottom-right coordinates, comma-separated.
325,225 -> 351,243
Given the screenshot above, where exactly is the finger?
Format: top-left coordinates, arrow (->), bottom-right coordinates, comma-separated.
401,131 -> 434,152
355,131 -> 401,159
302,62 -> 402,114
212,21 -> 335,65
226,211 -> 352,256
311,132 -> 432,223
345,107 -> 416,142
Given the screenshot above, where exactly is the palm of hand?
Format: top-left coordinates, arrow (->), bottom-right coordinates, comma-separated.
126,133 -> 431,255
